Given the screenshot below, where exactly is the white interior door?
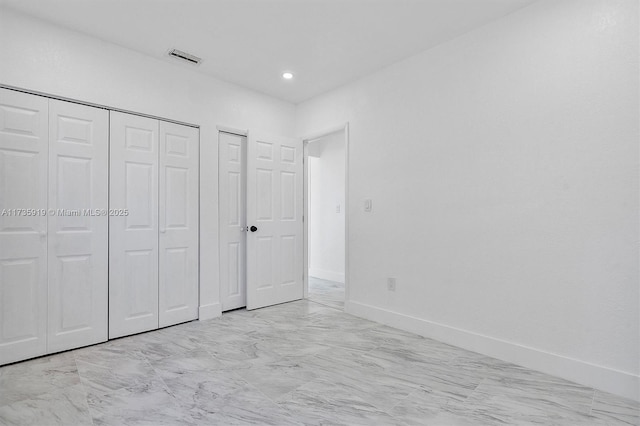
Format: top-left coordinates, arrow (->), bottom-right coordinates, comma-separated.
47,100 -> 108,353
0,89 -> 49,364
158,121 -> 199,327
109,112 -> 159,338
246,132 -> 303,309
218,131 -> 247,311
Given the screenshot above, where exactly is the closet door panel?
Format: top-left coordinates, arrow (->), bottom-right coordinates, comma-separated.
47,100 -> 108,353
0,88 -> 48,364
109,112 -> 159,338
159,121 -> 199,327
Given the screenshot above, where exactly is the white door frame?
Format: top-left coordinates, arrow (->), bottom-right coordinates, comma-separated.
302,123 -> 350,304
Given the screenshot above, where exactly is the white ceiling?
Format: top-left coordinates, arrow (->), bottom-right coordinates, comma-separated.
1,0 -> 535,104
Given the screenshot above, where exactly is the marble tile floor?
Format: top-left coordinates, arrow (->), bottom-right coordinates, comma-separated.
308,276 -> 345,310
0,299 -> 638,425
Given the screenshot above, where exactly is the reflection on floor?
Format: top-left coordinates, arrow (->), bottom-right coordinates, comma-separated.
0,299 -> 638,425
308,276 -> 345,309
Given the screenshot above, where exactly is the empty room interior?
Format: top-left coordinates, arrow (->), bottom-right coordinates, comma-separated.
0,0 -> 638,425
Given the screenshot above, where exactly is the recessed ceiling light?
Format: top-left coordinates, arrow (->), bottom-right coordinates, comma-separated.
282,72 -> 294,80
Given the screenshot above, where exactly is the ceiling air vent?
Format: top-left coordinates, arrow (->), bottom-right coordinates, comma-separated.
167,49 -> 202,65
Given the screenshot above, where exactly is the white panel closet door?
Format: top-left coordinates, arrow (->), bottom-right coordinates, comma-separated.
47,100 -> 108,353
0,89 -> 49,364
109,112 -> 159,338
158,121 -> 199,327
219,132 -> 246,311
246,132 -> 303,310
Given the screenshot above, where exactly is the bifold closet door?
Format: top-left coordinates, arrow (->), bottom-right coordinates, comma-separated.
219,131 -> 247,311
47,100 -> 108,353
158,121 -> 199,327
109,112 -> 159,339
0,89 -> 49,365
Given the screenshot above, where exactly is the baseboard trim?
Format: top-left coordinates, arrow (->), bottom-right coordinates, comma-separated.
309,268 -> 345,283
345,300 -> 639,402
198,303 -> 222,321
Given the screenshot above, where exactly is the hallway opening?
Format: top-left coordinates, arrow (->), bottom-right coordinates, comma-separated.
305,127 -> 347,309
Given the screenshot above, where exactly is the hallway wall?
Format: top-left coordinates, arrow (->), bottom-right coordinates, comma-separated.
308,132 -> 346,283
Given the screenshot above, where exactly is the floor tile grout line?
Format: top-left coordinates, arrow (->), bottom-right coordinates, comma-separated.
72,351 -> 96,426
227,367 -> 305,425
306,298 -> 344,311
0,354 -> 80,409
142,356 -> 176,399
383,386 -> 421,415
306,298 -> 343,311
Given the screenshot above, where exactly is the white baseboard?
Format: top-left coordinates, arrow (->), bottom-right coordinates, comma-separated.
345,300 -> 639,402
198,302 -> 222,321
309,268 -> 345,283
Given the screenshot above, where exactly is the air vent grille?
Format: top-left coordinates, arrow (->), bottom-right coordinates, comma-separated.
168,49 -> 201,65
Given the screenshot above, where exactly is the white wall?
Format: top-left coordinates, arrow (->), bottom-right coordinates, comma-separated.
0,7 -> 296,320
308,132 -> 345,283
296,0 -> 639,400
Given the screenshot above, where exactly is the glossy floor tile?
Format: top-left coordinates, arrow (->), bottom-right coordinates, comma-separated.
308,276 -> 345,309
1,299 -> 638,425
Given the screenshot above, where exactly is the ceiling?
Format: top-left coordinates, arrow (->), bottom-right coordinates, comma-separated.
0,0 -> 535,104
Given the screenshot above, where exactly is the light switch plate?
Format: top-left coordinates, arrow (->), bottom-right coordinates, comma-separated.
387,278 -> 396,291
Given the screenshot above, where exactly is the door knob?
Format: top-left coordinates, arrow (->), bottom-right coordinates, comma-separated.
250,226 -> 258,232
